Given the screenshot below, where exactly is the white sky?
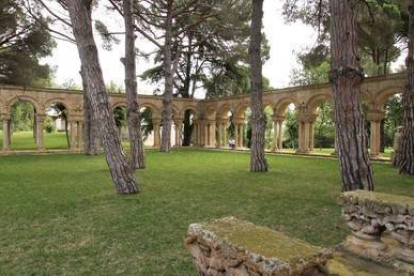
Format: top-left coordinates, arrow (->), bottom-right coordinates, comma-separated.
43,1 -> 319,96
42,1 -> 404,98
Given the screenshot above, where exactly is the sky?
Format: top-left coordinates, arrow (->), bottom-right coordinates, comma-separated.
42,1 -> 404,98
43,1 -> 320,96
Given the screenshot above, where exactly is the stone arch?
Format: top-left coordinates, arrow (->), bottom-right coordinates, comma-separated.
306,94 -> 329,115
217,103 -> 232,119
112,101 -> 127,110
6,95 -> 42,113
235,103 -> 250,118
274,96 -> 300,116
45,98 -> 71,117
140,103 -> 161,118
181,106 -> 199,120
373,86 -> 404,109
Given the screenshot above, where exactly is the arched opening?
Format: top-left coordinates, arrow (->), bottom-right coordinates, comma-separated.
182,109 -> 197,146
140,106 -> 155,148
45,102 -> 70,150
313,102 -> 335,154
216,105 -> 233,149
113,106 -> 128,148
382,94 -> 403,158
10,100 -> 37,150
263,105 -> 274,151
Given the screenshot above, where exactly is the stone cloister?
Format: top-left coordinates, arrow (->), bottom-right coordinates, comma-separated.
0,73 -> 405,155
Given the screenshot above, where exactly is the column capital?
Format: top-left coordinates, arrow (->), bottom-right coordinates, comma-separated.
272,115 -> 285,123
366,110 -> 384,122
36,114 -> 46,122
152,117 -> 162,124
1,113 -> 11,121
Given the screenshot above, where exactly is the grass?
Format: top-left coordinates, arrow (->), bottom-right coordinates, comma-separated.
0,149 -> 413,275
0,131 -> 69,150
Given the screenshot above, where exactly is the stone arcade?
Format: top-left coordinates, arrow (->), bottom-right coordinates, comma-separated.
0,73 -> 405,154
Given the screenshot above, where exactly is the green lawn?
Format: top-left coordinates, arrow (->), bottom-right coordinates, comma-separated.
0,131 -> 69,150
0,150 -> 412,275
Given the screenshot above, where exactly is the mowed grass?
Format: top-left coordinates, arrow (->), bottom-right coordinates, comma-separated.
0,131 -> 69,150
0,150 -> 413,275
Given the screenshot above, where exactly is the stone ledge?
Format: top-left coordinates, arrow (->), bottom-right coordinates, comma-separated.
185,216 -> 332,275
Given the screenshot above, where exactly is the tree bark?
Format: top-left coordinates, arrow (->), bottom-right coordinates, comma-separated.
81,67 -> 100,155
67,0 -> 139,194
123,0 -> 145,169
329,0 -> 374,191
160,0 -> 173,153
396,1 -> 414,175
249,0 -> 267,172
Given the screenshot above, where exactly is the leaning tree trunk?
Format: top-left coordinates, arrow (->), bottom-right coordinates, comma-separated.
67,0 -> 139,194
81,67 -> 100,155
329,0 -> 374,191
160,0 -> 173,153
249,0 -> 267,172
396,1 -> 414,175
123,0 -> 145,169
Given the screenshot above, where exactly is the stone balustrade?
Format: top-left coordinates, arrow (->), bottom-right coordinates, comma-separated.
185,217 -> 332,276
340,190 -> 414,273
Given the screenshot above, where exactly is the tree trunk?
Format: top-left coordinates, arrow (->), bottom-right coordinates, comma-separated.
81,67 -> 100,155
123,0 -> 145,169
160,0 -> 173,153
67,0 -> 139,194
396,1 -> 414,175
249,0 -> 267,172
329,0 -> 374,191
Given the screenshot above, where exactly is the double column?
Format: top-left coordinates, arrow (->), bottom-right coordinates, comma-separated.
173,119 -> 183,147
202,120 -> 216,147
271,116 -> 284,152
152,118 -> 161,148
234,119 -> 244,149
297,110 -> 316,154
68,120 -> 84,151
216,119 -> 228,148
2,113 -> 11,151
367,110 -> 384,157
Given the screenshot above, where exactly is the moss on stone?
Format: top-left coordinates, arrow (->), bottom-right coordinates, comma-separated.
201,217 -> 325,263
341,190 -> 414,208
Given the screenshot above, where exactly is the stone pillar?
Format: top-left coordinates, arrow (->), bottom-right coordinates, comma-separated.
153,119 -> 161,148
69,121 -> 76,150
272,119 -> 279,152
223,123 -> 228,147
77,122 -> 84,150
297,120 -> 305,153
367,110 -> 384,157
235,121 -> 244,149
2,115 -> 11,151
217,121 -> 223,148
174,120 -> 183,147
36,115 -> 45,151
309,121 -> 315,152
234,123 -> 239,148
277,120 -> 283,150
210,122 -> 216,147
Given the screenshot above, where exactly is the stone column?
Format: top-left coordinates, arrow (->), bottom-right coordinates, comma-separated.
2,115 -> 11,151
217,121 -> 223,148
210,122 -> 216,147
367,110 -> 384,157
223,123 -> 228,147
234,123 -> 239,148
297,120 -> 304,153
69,121 -> 76,150
174,120 -> 183,147
36,115 -> 45,151
277,120 -> 283,150
272,119 -> 279,152
309,121 -> 315,152
153,119 -> 161,148
77,121 -> 84,150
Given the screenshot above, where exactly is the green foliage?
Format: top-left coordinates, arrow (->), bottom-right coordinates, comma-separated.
44,116 -> 55,133
384,95 -> 403,147
0,0 -> 55,86
283,109 -> 298,149
11,102 -> 34,131
113,107 -> 127,128
314,103 -> 335,149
